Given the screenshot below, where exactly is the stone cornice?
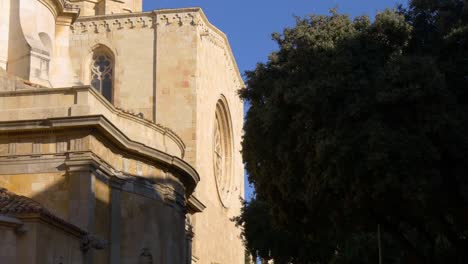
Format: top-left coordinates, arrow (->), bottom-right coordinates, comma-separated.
17,212 -> 87,239
193,8 -> 245,89
72,7 -> 245,89
66,152 -> 187,210
0,151 -> 187,211
1,212 -> 103,250
81,85 -> 187,154
39,0 -> 80,22
0,115 -> 200,194
0,85 -> 186,157
187,195 -> 206,213
0,215 -> 24,229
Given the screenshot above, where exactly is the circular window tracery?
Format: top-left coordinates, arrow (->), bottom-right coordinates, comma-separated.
213,98 -> 233,208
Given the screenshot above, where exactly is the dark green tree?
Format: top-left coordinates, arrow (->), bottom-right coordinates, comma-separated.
234,198 -> 300,264
237,1 -> 468,263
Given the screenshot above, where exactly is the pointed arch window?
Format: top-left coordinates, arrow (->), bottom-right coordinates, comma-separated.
91,52 -> 113,102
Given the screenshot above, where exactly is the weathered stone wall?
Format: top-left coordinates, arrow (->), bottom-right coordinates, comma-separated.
32,221 -> 85,264
70,13 -> 156,120
0,68 -> 33,91
103,0 -> 142,15
191,13 -> 245,264
71,0 -> 143,16
154,11 -> 199,166
120,191 -> 186,263
0,130 -> 194,263
0,172 -> 70,220
0,216 -> 85,264
0,225 -> 18,264
94,179 -> 111,263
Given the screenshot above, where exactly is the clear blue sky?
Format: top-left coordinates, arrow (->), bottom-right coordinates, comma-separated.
143,0 -> 406,200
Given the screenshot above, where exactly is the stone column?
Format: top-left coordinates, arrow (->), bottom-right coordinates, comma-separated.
0,216 -> 22,264
109,178 -> 123,264
51,15 -> 78,87
67,164 -> 96,264
185,215 -> 194,264
68,169 -> 95,231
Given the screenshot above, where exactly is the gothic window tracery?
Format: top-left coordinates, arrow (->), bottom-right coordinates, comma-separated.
91,52 -> 113,102
214,116 -> 224,186
213,98 -> 234,207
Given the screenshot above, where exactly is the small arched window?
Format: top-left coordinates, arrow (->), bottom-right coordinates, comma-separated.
38,32 -> 52,80
90,51 -> 113,102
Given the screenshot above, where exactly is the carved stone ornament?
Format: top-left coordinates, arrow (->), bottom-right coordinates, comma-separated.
213,116 -> 223,187
80,234 -> 108,252
139,248 -> 153,264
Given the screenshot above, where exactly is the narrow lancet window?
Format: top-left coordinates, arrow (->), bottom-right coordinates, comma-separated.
91,53 -> 113,102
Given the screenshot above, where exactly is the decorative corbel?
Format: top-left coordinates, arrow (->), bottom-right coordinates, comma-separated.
81,234 -> 108,252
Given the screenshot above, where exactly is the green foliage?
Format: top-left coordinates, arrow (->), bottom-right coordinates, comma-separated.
238,1 -> 468,263
234,199 -> 299,264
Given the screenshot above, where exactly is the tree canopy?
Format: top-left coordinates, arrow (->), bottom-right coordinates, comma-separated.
236,1 -> 468,263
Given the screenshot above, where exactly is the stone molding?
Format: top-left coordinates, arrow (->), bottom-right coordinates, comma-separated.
0,213 -> 103,255
71,8 -> 244,89
80,234 -> 108,252
194,11 -> 244,89
38,0 -> 80,21
0,188 -> 85,237
0,155 -> 67,174
0,151 -> 187,211
187,195 -> 206,214
0,215 -> 24,229
0,115 -> 199,194
80,85 -> 186,155
0,69 -> 46,91
0,85 -> 186,157
16,212 -> 87,239
72,152 -> 186,210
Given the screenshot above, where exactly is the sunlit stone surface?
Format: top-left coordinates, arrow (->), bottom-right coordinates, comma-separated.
0,0 -> 245,263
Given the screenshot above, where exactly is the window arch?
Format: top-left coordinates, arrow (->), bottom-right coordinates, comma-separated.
38,32 -> 52,80
90,48 -> 114,102
213,96 -> 234,207
38,32 -> 52,54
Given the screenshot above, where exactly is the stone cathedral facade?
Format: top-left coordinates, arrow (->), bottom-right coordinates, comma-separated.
0,0 -> 245,263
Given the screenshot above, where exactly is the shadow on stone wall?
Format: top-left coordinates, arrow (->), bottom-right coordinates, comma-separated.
0,168 -> 188,263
